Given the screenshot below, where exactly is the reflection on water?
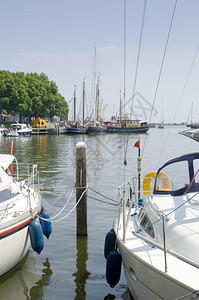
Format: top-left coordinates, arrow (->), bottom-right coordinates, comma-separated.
30,258 -> 52,299
0,252 -> 40,300
0,252 -> 52,300
73,236 -> 91,299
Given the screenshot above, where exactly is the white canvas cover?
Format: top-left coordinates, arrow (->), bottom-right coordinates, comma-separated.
0,154 -> 15,170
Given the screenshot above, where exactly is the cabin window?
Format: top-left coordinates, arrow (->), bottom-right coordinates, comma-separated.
155,161 -> 189,192
193,159 -> 199,183
139,212 -> 155,238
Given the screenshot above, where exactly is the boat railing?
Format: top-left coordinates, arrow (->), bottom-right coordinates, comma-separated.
11,162 -> 41,197
116,175 -> 138,241
133,228 -> 199,270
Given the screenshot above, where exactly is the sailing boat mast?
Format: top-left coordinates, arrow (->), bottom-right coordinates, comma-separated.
95,75 -> 100,122
74,85 -> 76,123
82,77 -> 86,125
90,47 -> 97,124
119,90 -> 122,120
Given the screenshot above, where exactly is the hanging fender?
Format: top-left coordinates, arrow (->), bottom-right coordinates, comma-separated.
143,171 -> 170,195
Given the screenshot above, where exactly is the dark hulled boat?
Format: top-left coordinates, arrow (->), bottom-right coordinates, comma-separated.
106,120 -> 149,134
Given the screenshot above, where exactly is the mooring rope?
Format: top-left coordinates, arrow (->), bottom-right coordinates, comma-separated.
39,187 -> 88,223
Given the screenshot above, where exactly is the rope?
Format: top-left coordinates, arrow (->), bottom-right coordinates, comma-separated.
42,187 -> 88,223
39,185 -> 117,223
88,186 -> 116,203
88,195 -> 116,206
46,189 -> 74,221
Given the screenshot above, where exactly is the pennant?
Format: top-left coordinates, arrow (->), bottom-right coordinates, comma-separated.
8,140 -> 13,175
134,140 -> 140,148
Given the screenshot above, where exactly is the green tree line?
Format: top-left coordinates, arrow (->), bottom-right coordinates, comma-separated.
0,70 -> 69,121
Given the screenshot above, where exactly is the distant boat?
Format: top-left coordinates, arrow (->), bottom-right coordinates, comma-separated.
86,75 -> 107,135
0,124 -> 6,136
67,80 -> 87,134
157,123 -> 164,129
86,121 -> 106,135
4,123 -> 32,137
106,119 -> 149,133
180,128 -> 199,142
66,126 -> 87,134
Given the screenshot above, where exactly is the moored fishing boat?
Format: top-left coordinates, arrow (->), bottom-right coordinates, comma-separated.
85,121 -> 106,135
66,126 -> 87,134
0,152 -> 51,277
67,78 -> 87,134
106,119 -> 149,134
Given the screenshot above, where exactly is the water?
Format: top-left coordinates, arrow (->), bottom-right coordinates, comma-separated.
0,126 -> 198,300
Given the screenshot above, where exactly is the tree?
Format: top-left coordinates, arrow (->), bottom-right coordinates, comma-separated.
0,70 -> 69,120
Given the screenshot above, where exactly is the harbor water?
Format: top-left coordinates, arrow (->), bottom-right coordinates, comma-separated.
0,126 -> 198,300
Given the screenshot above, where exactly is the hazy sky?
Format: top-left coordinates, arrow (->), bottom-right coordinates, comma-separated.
1,0 -> 199,123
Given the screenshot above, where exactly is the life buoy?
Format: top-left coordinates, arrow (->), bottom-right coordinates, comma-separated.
143,171 -> 170,195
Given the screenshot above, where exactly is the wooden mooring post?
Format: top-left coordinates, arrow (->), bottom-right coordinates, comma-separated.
76,142 -> 88,236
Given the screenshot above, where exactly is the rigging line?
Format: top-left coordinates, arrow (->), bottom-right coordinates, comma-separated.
123,0 -> 127,187
130,0 -> 148,119
124,0 -> 147,163
123,0 -> 126,120
88,195 -> 116,206
142,0 -> 178,157
88,186 -> 116,202
157,45 -> 199,163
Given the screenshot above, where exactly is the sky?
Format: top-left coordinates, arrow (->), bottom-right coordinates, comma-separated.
1,0 -> 199,123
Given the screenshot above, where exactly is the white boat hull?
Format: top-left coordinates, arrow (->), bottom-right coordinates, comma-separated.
0,154 -> 49,277
0,225 -> 31,277
118,239 -> 192,300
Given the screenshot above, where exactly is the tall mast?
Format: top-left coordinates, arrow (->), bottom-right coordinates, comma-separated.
74,85 -> 76,123
95,75 -> 100,122
119,90 -> 122,120
82,77 -> 86,125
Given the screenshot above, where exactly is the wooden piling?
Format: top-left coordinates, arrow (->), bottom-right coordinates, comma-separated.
76,142 -> 88,236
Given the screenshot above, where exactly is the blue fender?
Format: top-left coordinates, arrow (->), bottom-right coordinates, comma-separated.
29,219 -> 44,254
104,229 -> 116,259
39,210 -> 52,239
106,250 -> 122,288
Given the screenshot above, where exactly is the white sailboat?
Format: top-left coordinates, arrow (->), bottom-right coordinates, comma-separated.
104,1 -> 199,299
0,145 -> 52,277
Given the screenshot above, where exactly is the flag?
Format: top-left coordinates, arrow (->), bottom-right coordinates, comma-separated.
8,140 -> 13,175
134,140 -> 140,148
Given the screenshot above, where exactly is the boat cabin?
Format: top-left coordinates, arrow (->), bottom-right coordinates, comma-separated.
33,119 -> 46,128
154,153 -> 199,196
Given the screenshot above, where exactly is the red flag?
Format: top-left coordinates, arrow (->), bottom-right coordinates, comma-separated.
8,140 -> 13,175
134,140 -> 140,148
